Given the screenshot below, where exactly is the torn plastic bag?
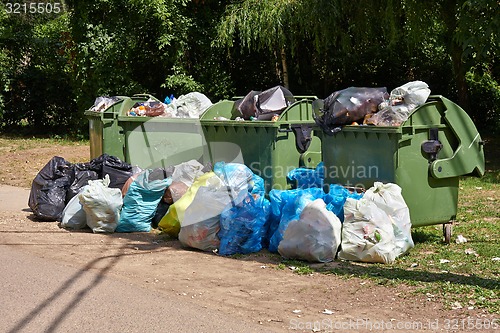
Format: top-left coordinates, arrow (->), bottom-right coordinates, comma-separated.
236,90 -> 261,119
79,175 -> 123,233
338,198 -> 398,264
255,86 -> 295,120
363,182 -> 414,256
313,87 -> 388,132
87,154 -> 135,190
91,96 -> 122,112
28,156 -> 74,221
218,193 -> 271,256
60,187 -> 88,230
278,199 -> 342,263
268,187 -> 324,253
116,169 -> 172,233
390,81 -> 430,107
287,162 -> 325,189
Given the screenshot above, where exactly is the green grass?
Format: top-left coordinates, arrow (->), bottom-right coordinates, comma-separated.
0,134 -> 88,150
282,172 -> 500,313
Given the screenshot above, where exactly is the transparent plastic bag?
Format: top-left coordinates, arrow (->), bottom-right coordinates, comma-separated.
338,198 -> 398,264
278,199 -> 342,263
79,175 -> 123,233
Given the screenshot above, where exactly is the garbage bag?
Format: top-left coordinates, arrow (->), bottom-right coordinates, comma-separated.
213,161 -> 263,198
278,199 -> 342,262
218,193 -> 271,256
168,160 -> 207,202
338,197 -> 398,264
91,96 -> 122,112
66,167 -> 99,202
363,182 -> 414,256
87,154 -> 135,190
79,175 -> 123,233
116,169 -> 172,233
366,81 -> 431,127
287,162 -> 325,189
268,187 -> 324,253
255,86 -> 295,120
322,184 -> 363,221
60,187 -> 88,230
28,156 -> 74,221
178,175 -> 232,251
164,92 -> 212,118
158,172 -> 215,237
151,199 -> 170,229
313,87 -> 388,132
236,90 -> 261,119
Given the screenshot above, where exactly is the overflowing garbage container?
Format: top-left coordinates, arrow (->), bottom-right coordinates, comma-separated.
85,93 -> 210,169
201,93 -> 322,192
314,95 -> 485,242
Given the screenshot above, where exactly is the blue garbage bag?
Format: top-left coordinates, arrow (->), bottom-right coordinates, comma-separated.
268,187 -> 324,252
287,162 -> 325,189
116,169 -> 172,232
323,184 -> 364,222
213,161 -> 265,196
218,194 -> 271,256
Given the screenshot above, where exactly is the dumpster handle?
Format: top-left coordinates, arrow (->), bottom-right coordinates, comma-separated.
429,96 -> 485,178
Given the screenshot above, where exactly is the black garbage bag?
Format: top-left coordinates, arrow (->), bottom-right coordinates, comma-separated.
28,156 -> 74,221
255,86 -> 295,120
235,90 -> 261,120
313,87 -> 388,134
66,165 -> 99,203
235,86 -> 295,120
87,154 -> 134,190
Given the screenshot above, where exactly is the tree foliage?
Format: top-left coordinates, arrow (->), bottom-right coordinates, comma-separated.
0,0 -> 498,136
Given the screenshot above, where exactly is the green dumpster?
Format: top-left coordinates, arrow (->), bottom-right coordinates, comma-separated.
85,94 -> 159,161
201,96 -> 322,191
315,95 -> 485,242
86,94 -> 207,169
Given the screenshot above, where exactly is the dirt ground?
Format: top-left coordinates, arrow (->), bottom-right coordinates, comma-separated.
0,143 -> 495,332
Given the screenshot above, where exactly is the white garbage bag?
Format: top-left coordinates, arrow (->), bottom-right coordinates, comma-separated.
338,198 -> 398,264
79,175 -> 123,233
60,187 -> 88,230
363,182 -> 414,256
278,199 -> 342,263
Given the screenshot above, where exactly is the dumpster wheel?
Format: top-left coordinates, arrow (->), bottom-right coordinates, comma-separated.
443,222 -> 453,244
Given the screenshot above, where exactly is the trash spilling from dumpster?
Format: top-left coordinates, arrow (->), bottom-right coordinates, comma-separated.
313,81 -> 431,132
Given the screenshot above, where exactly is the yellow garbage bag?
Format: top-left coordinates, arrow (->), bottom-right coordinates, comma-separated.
158,172 -> 216,237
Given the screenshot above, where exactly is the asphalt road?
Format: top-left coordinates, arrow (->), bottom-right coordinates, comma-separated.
0,186 -> 280,333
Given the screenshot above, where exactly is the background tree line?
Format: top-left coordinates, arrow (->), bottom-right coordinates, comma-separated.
0,0 -> 498,137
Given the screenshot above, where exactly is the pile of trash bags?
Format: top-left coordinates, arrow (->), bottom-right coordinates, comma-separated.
313,81 -> 431,134
29,155 -> 415,264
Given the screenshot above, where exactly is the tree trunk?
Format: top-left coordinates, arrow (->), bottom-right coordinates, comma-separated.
281,48 -> 289,89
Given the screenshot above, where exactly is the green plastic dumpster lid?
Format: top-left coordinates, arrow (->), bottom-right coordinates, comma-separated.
423,96 -> 485,178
